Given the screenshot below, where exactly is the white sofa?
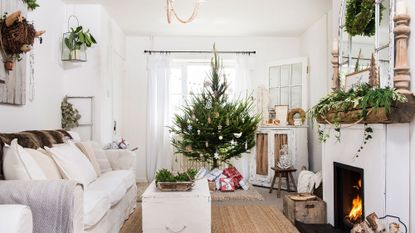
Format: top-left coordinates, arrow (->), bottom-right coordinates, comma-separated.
0,131 -> 137,233
0,205 -> 33,233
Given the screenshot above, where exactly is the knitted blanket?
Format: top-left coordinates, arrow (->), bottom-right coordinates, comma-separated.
0,180 -> 79,233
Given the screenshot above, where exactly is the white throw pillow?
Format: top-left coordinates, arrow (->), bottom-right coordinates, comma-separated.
46,141 -> 97,187
25,148 -> 63,180
3,139 -> 47,180
80,141 -> 113,174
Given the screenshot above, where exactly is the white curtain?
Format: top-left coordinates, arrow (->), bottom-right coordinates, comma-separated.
230,54 -> 255,180
146,54 -> 173,182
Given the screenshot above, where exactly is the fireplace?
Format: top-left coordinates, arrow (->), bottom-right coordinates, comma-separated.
333,162 -> 364,231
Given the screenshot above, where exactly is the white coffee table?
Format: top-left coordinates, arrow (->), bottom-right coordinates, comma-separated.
142,178 -> 211,233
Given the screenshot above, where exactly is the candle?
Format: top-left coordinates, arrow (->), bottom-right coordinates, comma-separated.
332,40 -> 339,52
396,0 -> 408,15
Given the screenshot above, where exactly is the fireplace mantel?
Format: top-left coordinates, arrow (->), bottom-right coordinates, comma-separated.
322,124 -> 410,228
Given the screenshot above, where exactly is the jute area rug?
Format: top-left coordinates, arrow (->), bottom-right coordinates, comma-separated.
136,183 -> 264,202
120,205 -> 299,233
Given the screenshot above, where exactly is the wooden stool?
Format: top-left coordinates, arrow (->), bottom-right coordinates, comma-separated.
269,167 -> 297,198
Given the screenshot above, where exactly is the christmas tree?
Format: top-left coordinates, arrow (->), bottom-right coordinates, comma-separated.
170,47 -> 261,169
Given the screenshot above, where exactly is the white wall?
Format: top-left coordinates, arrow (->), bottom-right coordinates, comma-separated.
123,36 -> 302,181
0,0 -> 66,132
63,4 -> 126,144
300,13 -> 331,172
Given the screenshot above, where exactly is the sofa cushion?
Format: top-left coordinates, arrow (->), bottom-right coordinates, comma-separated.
86,170 -> 135,206
83,190 -> 111,229
3,139 -> 47,180
25,148 -> 62,179
0,205 -> 33,233
45,141 -> 97,187
75,142 -> 102,176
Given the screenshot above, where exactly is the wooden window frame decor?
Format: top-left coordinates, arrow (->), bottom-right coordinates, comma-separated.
274,105 -> 289,126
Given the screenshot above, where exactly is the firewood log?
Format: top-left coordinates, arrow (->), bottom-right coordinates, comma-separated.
389,223 -> 402,233
366,213 -> 386,232
351,221 -> 374,233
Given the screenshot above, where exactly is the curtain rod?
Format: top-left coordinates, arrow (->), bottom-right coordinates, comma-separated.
144,50 -> 256,55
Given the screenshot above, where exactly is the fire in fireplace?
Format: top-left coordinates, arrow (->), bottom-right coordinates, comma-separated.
333,162 -> 364,231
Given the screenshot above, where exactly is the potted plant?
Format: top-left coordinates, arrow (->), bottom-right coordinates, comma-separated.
62,25 -> 97,62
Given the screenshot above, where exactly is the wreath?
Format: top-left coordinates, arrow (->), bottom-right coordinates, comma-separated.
345,0 -> 384,37
287,108 -> 306,126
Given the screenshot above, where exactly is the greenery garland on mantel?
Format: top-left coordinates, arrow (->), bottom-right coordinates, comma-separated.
308,84 -> 407,157
345,0 -> 384,37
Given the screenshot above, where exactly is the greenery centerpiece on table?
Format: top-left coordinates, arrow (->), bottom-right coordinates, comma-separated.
170,46 -> 261,169
308,84 -> 406,157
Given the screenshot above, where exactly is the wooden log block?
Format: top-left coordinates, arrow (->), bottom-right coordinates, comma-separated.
389,223 -> 402,233
366,213 -> 386,233
351,221 -> 374,233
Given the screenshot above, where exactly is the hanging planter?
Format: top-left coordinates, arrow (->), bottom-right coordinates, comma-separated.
61,15 -> 97,62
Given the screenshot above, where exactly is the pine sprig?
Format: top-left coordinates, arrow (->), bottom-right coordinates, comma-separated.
21,0 -> 40,10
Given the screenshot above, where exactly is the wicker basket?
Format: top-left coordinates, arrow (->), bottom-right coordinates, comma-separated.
157,181 -> 194,192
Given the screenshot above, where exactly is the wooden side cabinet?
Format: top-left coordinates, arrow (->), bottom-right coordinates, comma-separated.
249,126 -> 308,189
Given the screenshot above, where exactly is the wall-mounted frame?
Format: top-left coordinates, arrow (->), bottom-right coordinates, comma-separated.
344,68 -> 371,92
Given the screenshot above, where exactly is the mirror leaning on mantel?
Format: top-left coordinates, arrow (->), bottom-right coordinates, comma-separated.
322,0 -> 415,125
337,0 -> 394,89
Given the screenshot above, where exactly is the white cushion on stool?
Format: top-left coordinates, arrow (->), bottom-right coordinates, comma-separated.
0,205 -> 33,233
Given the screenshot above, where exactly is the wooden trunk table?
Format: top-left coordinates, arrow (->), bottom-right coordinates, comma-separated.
283,194 -> 327,224
142,178 -> 211,233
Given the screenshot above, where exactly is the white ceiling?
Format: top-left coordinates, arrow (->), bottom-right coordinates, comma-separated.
64,0 -> 331,37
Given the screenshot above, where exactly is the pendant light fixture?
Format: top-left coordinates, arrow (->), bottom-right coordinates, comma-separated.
166,0 -> 205,24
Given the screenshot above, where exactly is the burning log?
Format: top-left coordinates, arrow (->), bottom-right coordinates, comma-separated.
366,213 -> 386,233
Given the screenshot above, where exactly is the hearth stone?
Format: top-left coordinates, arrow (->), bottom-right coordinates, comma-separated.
295,221 -> 346,233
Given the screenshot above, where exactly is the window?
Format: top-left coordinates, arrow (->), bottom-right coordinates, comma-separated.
169,59 -> 236,120
268,58 -> 307,110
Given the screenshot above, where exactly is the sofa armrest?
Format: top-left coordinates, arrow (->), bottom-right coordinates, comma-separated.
0,180 -> 84,233
104,149 -> 136,172
0,205 -> 33,233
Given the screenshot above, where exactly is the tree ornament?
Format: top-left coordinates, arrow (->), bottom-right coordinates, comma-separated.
234,132 -> 242,138
205,141 -> 209,147
226,118 -> 230,126
206,101 -> 212,109
214,152 -> 220,159
218,124 -> 222,131
208,116 -> 212,124
185,145 -> 193,152
219,135 -> 223,140
199,153 -> 203,158
187,125 -> 192,131
213,111 -> 220,118
197,129 -> 201,135
192,113 -> 196,119
230,139 -> 236,146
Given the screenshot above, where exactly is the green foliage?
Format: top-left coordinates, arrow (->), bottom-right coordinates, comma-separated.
345,0 -> 384,37
61,96 -> 81,130
22,0 -> 39,10
309,84 -> 406,157
155,169 -> 176,183
155,169 -> 198,183
170,48 -> 261,169
64,26 -> 97,52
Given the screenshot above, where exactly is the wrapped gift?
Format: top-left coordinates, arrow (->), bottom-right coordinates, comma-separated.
220,178 -> 235,192
223,167 -> 243,189
206,168 -> 223,181
196,167 -> 210,179
239,179 -> 249,191
216,174 -> 227,190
